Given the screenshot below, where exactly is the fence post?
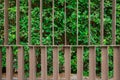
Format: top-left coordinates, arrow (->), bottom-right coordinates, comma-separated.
89,46 -> 96,80
6,46 -> 13,80
41,46 -> 47,80
77,46 -> 83,80
29,46 -> 36,80
0,47 -> 2,80
18,46 -> 24,80
53,46 -> 59,80
101,46 -> 108,80
64,46 -> 71,80
113,46 -> 120,80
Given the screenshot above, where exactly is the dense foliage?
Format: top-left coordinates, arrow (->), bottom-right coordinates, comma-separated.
0,0 -> 120,78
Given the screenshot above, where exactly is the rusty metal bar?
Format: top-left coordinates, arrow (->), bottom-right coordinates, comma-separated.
0,48 -> 2,80
101,46 -> 108,80
16,0 -> 20,45
52,0 -> 55,45
112,0 -> 116,45
64,0 -> 67,45
88,0 -> 91,45
77,47 -> 83,80
89,46 -> 96,80
6,46 -> 13,80
40,0 -> 43,45
76,0 -> 78,45
64,47 -> 71,80
113,46 -> 120,80
4,0 -> 9,45
1,45 -> 120,47
53,47 -> 59,80
28,0 -> 31,45
100,0 -> 104,45
18,46 -> 24,80
41,47 -> 47,80
29,47 -> 36,80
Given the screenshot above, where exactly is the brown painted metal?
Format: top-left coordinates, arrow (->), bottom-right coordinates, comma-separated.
0,48 -> 2,80
89,46 -> 96,80
16,0 -> 20,45
4,0 -> 9,45
77,47 -> 83,80
41,47 -> 47,80
29,47 -> 36,80
100,0 -> 104,45
6,46 -> 13,80
52,0 -> 55,45
53,47 -> 59,80
112,0 -> 116,45
18,46 -> 24,80
76,0 -> 79,45
64,0 -> 67,45
40,0 -> 43,45
113,47 -> 120,80
64,47 -> 71,80
28,0 -> 31,45
101,46 -> 108,80
88,0 -> 91,45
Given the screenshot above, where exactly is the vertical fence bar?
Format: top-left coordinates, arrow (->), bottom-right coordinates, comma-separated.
64,0 -> 67,45
101,46 -> 108,80
89,46 -> 96,80
76,0 -> 78,45
28,0 -> 31,45
40,0 -> 43,45
113,46 -> 120,80
100,0 -> 104,45
18,46 -> 24,80
6,46 -> 13,80
0,48 -> 2,80
112,0 -> 116,45
53,46 -> 59,80
4,0 -> 9,45
88,0 -> 91,45
64,46 -> 71,80
29,47 -> 36,80
16,0 -> 20,45
52,0 -> 55,45
41,47 -> 47,80
77,47 -> 83,80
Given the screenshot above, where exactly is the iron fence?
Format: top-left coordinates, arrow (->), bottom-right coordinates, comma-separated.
0,0 -> 120,80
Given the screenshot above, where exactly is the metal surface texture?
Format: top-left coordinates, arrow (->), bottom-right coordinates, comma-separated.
53,46 -> 59,80
18,47 -> 24,80
29,47 -> 36,80
64,47 -> 71,80
6,47 -> 13,80
101,46 -> 108,80
113,46 -> 120,80
4,0 -> 9,45
0,48 -> 2,80
89,46 -> 96,80
77,47 -> 83,80
41,47 -> 47,80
